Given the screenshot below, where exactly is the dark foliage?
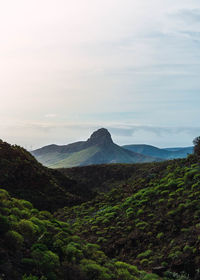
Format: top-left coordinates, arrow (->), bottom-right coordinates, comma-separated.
0,188 -> 151,280
1,138 -> 200,279
56,156 -> 200,278
0,140 -> 95,212
193,136 -> 200,157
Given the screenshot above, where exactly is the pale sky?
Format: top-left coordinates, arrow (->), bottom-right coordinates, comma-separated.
1,0 -> 200,149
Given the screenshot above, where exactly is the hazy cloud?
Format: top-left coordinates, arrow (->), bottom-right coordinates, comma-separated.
175,9 -> 200,23
45,114 -> 57,118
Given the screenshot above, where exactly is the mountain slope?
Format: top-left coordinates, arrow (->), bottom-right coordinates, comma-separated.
32,128 -> 159,168
0,188 -> 158,280
56,154 -> 200,277
0,140 -> 96,211
123,144 -> 193,159
1,137 -> 200,279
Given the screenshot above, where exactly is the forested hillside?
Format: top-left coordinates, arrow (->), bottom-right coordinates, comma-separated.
1,138 -> 200,279
0,140 -> 96,211
56,154 -> 200,279
0,188 -> 157,280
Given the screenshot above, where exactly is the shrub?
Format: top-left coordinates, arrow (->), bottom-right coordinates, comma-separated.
21,209 -> 31,219
193,136 -> 200,157
126,208 -> 134,218
31,248 -> 60,273
137,250 -> 152,259
80,259 -> 111,280
22,275 -> 38,280
5,230 -> 24,249
17,219 -> 38,240
183,245 -> 193,253
11,207 -> 21,217
156,232 -> 164,239
140,259 -> 149,266
164,271 -> 191,280
116,268 -> 138,280
0,189 -> 10,200
142,273 -> 159,280
85,243 -> 101,255
31,243 -> 48,251
39,211 -> 52,220
168,251 -> 182,260
30,217 -> 45,232
65,242 -> 83,262
137,209 -> 144,216
0,214 -> 10,235
21,200 -> 33,209
135,221 -> 148,230
115,261 -> 139,275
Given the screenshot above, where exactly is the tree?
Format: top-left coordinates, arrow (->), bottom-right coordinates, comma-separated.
193,136 -> 200,157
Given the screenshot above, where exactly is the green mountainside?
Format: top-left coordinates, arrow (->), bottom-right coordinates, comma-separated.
56,155 -> 200,279
0,188 -> 157,280
0,140 -> 96,211
1,137 -> 200,279
31,128 -> 159,168
0,140 -> 159,280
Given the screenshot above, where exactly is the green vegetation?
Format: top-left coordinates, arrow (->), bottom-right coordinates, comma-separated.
193,136 -> 200,158
0,139 -> 96,212
51,146 -> 101,168
1,137 -> 200,279
56,154 -> 200,278
0,188 -> 153,280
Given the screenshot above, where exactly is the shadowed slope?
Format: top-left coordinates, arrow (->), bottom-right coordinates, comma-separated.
0,140 -> 95,211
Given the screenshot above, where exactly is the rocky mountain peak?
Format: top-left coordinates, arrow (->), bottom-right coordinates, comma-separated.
87,128 -> 113,146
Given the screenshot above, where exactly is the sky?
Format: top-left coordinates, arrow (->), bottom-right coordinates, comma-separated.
1,0 -> 200,149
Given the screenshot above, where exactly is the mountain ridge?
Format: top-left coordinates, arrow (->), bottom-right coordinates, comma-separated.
32,128 -> 159,168
123,144 -> 193,159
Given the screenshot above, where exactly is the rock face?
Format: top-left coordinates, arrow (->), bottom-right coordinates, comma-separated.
87,128 -> 113,146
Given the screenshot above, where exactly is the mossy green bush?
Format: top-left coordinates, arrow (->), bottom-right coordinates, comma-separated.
0,214 -> 10,235
17,219 -> 38,241
156,232 -> 164,239
137,250 -> 152,259
80,259 -> 112,280
5,230 -> 24,249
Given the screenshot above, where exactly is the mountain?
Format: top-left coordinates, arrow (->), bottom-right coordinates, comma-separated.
32,128 -> 159,168
164,146 -> 193,153
123,144 -> 193,160
0,139 -> 96,211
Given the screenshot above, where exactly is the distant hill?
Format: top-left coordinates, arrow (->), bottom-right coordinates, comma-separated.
123,144 -> 193,160
32,128 -> 158,168
164,146 -> 193,153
